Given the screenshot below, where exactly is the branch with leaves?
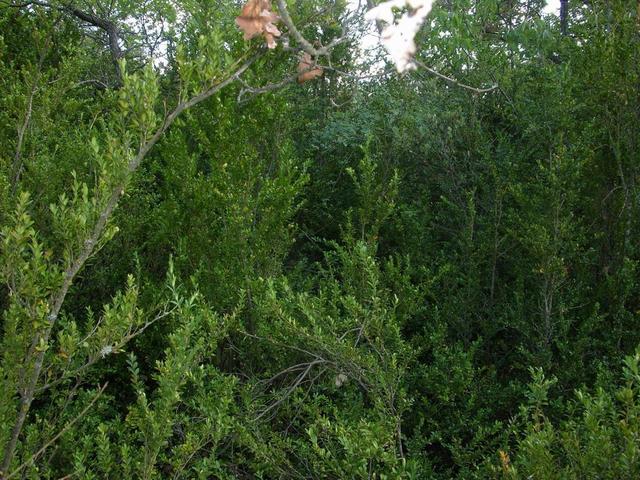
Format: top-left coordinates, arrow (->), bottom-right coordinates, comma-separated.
0,48 -> 264,478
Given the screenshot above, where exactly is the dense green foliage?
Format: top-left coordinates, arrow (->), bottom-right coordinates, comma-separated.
0,0 -> 639,478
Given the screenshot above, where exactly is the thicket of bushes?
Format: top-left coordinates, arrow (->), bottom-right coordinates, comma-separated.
1,0 -> 638,477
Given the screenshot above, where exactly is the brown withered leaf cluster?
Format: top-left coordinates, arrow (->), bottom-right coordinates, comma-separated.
297,52 -> 323,83
235,0 -> 281,49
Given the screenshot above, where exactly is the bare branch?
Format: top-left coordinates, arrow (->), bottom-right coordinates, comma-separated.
71,79 -> 109,90
254,359 -> 326,421
275,0 -> 318,56
5,0 -> 125,85
237,65 -> 309,103
259,358 -> 329,387
275,0 -> 348,57
10,37 -> 47,194
10,75 -> 37,194
413,59 -> 498,94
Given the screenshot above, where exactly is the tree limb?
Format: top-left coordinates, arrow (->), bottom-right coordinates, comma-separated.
275,0 -> 348,57
0,51 -> 262,477
5,0 -> 125,85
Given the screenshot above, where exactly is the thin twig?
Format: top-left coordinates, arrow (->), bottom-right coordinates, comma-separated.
4,383 -> 108,480
413,59 -> 498,94
10,46 -> 45,194
254,359 -> 325,421
35,306 -> 175,394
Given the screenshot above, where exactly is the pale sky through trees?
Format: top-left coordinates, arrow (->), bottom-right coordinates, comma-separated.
542,0 -> 561,15
350,0 -> 562,63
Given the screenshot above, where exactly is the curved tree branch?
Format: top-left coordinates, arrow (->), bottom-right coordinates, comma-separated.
413,59 -> 498,94
5,1 -> 125,85
0,51 -> 262,477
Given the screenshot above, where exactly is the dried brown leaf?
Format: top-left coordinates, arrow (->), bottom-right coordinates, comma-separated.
297,52 -> 323,83
235,0 -> 281,49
